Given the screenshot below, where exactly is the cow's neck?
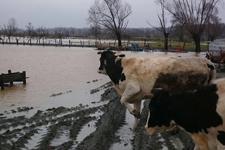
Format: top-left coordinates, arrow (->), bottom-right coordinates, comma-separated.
105,59 -> 126,85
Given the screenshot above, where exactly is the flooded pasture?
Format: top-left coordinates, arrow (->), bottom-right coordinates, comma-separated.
0,45 -> 219,150
0,45 -> 112,149
0,45 -> 108,111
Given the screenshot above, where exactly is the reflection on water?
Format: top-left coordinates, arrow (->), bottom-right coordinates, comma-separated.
0,45 -> 108,112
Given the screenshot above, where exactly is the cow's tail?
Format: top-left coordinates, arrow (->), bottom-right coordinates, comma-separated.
207,61 -> 216,83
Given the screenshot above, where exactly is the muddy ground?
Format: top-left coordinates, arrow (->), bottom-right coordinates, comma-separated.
0,84 -> 194,150
1,71 -> 225,150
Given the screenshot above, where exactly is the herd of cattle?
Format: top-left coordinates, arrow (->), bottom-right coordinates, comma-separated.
97,50 -> 225,150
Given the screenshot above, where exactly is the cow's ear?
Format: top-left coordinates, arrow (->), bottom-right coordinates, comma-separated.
97,51 -> 102,55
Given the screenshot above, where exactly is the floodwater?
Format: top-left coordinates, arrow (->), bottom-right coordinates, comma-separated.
0,45 -> 108,113
0,45 -> 206,113
0,45 -> 211,149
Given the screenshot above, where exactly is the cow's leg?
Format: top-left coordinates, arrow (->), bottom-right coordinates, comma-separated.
191,133 -> 209,150
133,101 -> 142,129
120,82 -> 140,116
133,101 -> 141,118
207,132 -> 218,150
208,138 -> 217,150
145,111 -> 151,129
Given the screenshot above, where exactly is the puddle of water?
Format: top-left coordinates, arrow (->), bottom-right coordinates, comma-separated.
76,120 -> 97,143
50,127 -> 70,147
158,134 -> 169,150
24,126 -> 48,150
72,110 -> 104,149
89,109 -> 104,119
162,146 -> 169,150
3,108 -> 38,119
76,110 -> 104,143
109,111 -> 135,150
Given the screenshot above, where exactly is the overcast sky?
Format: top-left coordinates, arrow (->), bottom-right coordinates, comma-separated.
0,0 -> 224,29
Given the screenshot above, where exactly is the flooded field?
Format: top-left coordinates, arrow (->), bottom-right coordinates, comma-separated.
0,45 -> 112,149
0,45 -> 109,111
0,45 -> 223,150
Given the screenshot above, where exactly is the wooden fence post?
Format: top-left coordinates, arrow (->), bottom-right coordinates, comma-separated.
8,70 -> 13,86
0,74 -> 4,90
22,71 -> 26,85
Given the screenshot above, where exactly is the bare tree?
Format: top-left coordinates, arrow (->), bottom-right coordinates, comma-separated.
3,18 -> 17,43
91,25 -> 102,42
164,0 -> 220,52
88,0 -> 132,48
206,9 -> 224,41
26,22 -> 36,44
150,0 -> 174,51
89,16 -> 102,42
0,26 -> 2,38
54,28 -> 65,45
36,27 -> 48,44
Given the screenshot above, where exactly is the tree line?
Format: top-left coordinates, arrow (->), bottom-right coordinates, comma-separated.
88,0 -> 225,52
0,0 -> 225,52
0,19 -> 91,44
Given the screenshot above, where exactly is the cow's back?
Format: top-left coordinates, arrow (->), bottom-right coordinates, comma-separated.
121,56 -> 214,94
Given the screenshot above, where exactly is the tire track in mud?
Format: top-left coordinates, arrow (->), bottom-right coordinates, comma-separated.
0,82 -> 196,150
0,82 -> 120,150
87,85 -> 195,150
0,104 -> 107,150
76,89 -> 126,150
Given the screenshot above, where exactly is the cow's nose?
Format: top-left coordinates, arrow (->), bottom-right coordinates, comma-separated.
98,70 -> 103,73
98,69 -> 106,74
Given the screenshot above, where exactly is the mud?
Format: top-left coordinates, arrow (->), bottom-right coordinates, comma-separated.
0,103 -> 106,150
1,81 -> 219,150
90,81 -> 112,94
50,90 -> 72,97
133,101 -> 194,150
76,89 -> 126,150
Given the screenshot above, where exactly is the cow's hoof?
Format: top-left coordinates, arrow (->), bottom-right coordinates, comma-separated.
131,110 -> 141,119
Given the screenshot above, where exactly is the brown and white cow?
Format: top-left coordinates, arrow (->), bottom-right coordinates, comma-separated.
97,50 -> 216,120
145,78 -> 225,150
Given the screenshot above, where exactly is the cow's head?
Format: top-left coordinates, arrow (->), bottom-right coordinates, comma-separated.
97,50 -> 125,75
145,90 -> 172,135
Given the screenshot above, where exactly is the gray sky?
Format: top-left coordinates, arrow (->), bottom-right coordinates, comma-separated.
0,0 -> 224,29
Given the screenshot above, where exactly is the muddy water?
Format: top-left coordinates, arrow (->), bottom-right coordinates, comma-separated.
0,45 -> 108,112
0,46 -> 209,150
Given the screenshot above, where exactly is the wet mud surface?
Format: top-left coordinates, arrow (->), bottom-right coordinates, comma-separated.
1,82 -> 196,150
133,101 -> 194,150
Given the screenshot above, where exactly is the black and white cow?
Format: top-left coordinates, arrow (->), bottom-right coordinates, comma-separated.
146,78 -> 225,150
97,50 -> 216,120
